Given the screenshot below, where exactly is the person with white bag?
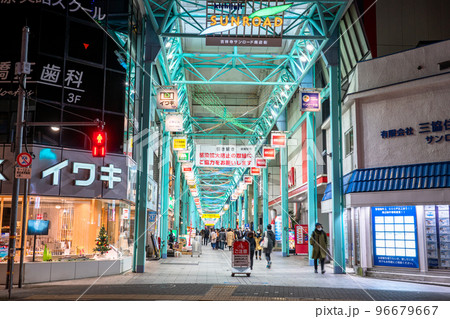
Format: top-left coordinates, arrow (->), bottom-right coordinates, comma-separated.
260,224 -> 276,269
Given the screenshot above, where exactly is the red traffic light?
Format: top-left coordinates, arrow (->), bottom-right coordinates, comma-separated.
92,131 -> 106,157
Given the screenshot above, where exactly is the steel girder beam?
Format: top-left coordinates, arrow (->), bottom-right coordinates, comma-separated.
146,0 -> 348,214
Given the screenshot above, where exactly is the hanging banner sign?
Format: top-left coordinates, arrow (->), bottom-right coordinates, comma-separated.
271,132 -> 286,148
177,151 -> 190,162
182,163 -> 193,172
255,158 -> 267,168
262,147 -> 276,159
231,193 -> 238,200
157,86 -> 178,110
250,167 -> 261,175
165,113 -> 184,132
300,91 -> 321,112
173,137 -> 187,150
187,179 -> 196,186
189,185 -> 197,190
196,145 -> 255,168
244,175 -> 252,184
202,214 -> 220,219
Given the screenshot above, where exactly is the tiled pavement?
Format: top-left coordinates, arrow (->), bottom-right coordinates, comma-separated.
1,245 -> 450,300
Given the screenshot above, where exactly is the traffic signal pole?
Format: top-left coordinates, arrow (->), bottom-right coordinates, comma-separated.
6,26 -> 29,299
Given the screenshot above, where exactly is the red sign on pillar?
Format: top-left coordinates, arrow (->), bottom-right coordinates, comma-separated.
262,147 -> 276,159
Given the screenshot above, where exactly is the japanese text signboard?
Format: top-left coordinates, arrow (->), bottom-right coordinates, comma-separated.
262,147 -> 276,159
372,206 -> 419,268
173,137 -> 187,150
300,92 -> 321,112
250,167 -> 260,175
165,114 -> 184,132
157,86 -> 178,110
255,158 -> 267,168
196,145 -> 255,168
232,240 -> 250,268
271,132 -> 286,148
243,175 -> 252,184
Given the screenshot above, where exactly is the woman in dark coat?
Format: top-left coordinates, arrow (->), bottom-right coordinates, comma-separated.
261,224 -> 276,269
246,231 -> 256,270
310,223 -> 328,274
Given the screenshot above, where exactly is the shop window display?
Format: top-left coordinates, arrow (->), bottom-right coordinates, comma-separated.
425,205 -> 450,269
0,197 -> 134,261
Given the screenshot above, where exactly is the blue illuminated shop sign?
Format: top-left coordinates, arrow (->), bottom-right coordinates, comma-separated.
371,206 -> 419,268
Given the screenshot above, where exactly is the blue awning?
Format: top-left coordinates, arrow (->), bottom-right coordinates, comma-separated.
321,161 -> 450,202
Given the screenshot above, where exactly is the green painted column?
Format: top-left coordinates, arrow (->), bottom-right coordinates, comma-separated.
132,62 -> 151,273
262,168 -> 269,231
238,195 -> 243,229
189,195 -> 195,229
307,112 -> 318,266
253,176 -> 259,231
330,56 -> 346,274
160,131 -> 171,259
280,146 -> 289,257
244,190 -> 249,227
181,179 -> 188,235
174,161 -> 181,238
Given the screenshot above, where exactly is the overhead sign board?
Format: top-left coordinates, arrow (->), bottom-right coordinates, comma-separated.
165,113 -> 184,132
201,1 -> 292,48
173,137 -> 187,150
177,151 -> 190,162
182,163 -> 193,172
196,145 -> 255,168
262,147 -> 276,159
243,175 -> 252,184
202,214 -> 220,219
255,158 -> 267,168
157,85 -> 178,110
300,91 -> 321,112
250,167 -> 261,175
271,132 -> 286,148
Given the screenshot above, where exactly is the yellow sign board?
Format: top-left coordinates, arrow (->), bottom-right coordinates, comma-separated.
173,137 -> 187,150
201,214 -> 220,219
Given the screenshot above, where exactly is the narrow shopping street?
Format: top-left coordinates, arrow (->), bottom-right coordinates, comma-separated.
2,246 -> 449,301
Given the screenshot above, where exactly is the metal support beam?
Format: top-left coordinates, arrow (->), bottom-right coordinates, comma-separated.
160,131 -> 171,259
174,161 -> 181,237
280,145 -> 289,257
330,47 -> 345,275
253,176 -> 259,231
132,60 -> 151,273
238,195 -> 243,229
181,179 -> 188,235
244,190 -> 248,228
307,112 -> 318,266
262,168 -> 269,231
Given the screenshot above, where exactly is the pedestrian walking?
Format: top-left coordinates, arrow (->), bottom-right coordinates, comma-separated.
226,228 -> 235,251
254,228 -> 262,260
310,222 -> 328,274
210,229 -> 217,249
203,228 -> 209,245
199,229 -> 205,245
261,224 -> 276,268
219,228 -> 227,250
247,231 -> 256,270
215,229 -> 220,249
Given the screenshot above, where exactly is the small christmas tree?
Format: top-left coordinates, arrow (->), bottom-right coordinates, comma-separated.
94,226 -> 111,255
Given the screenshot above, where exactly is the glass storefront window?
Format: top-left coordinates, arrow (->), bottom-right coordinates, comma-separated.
0,196 -> 134,261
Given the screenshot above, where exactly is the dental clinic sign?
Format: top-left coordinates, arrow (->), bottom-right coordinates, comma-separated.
202,1 -> 292,47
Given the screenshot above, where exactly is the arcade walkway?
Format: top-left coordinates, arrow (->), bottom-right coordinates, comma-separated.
2,245 -> 450,301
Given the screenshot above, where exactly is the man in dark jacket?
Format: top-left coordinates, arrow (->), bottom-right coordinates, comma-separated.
218,228 -> 227,250
310,223 -> 328,274
261,224 -> 276,268
203,228 -> 210,245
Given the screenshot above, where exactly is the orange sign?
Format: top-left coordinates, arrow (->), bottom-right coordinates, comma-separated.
250,167 -> 261,175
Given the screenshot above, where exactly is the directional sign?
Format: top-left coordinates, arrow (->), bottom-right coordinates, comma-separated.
17,152 -> 32,167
